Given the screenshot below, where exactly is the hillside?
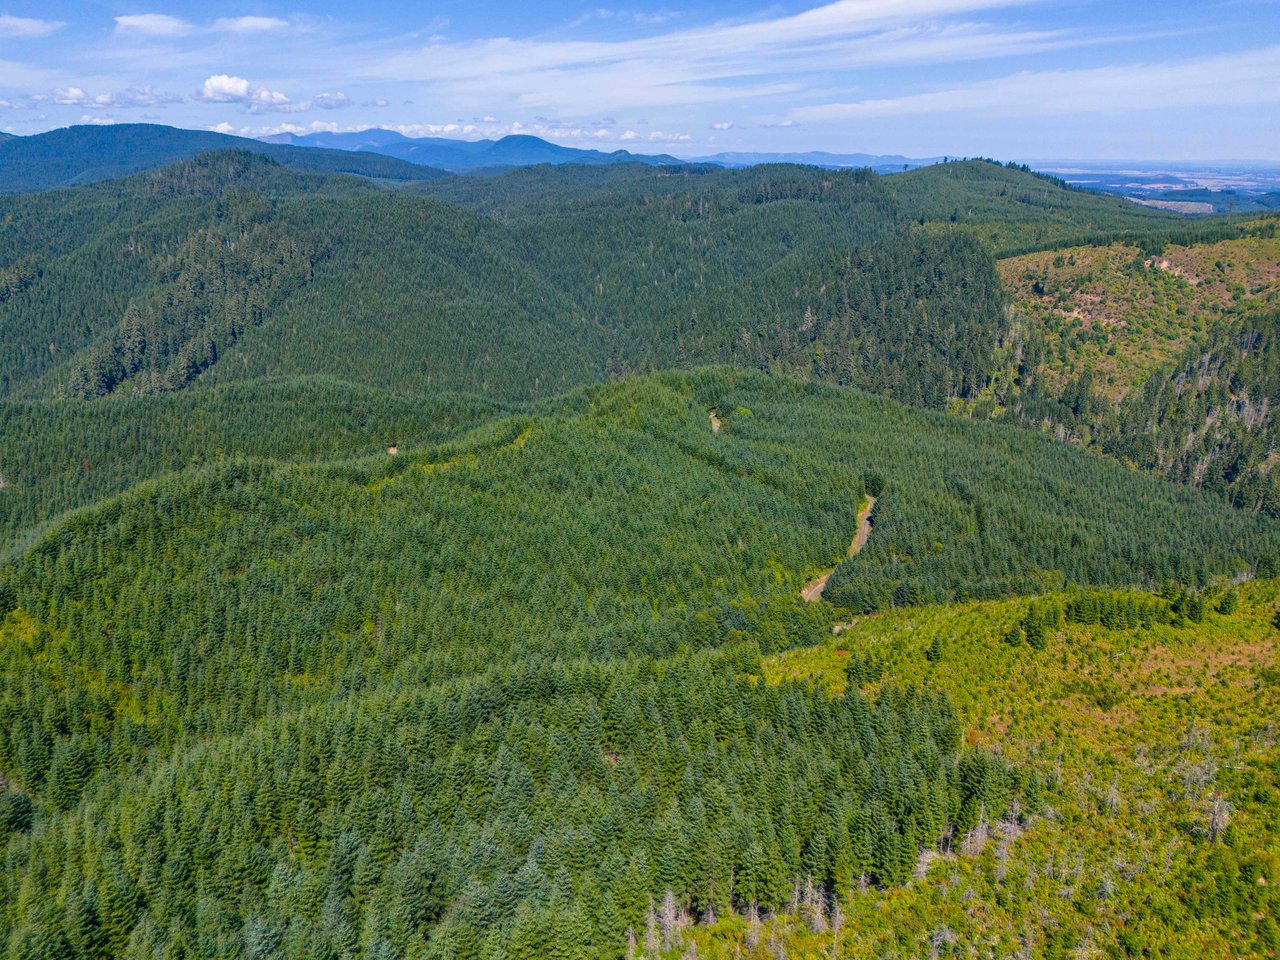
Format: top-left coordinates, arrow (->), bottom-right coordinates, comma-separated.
1,368 -> 1276,958
968,218 -> 1280,517
0,152 -> 1009,409
5,146 -> 1277,524
759,579 -> 1280,958
995,232 -> 1280,401
889,160 -> 1183,254
0,124 -> 448,192
0,152 -> 598,401
0,377 -> 501,554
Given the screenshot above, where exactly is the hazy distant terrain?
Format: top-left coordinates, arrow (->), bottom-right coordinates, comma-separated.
1030,158 -> 1280,213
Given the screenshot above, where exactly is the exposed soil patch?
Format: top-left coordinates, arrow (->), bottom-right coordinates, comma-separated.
1127,197 -> 1215,215
801,572 -> 832,603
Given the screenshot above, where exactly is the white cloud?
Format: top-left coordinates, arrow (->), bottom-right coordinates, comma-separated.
711,121 -> 733,130
632,11 -> 680,26
312,92 -> 352,110
114,85 -> 183,107
249,88 -> 291,107
369,0 -> 1054,114
199,74 -> 290,108
0,15 -> 65,38
233,119 -> 411,138
196,82 -> 354,115
375,116 -> 661,145
112,14 -> 287,40
568,8 -> 682,28
200,75 -> 252,101
792,44 -> 1280,121
211,17 -> 289,33
53,84 -> 184,109
256,119 -> 346,134
114,14 -> 194,37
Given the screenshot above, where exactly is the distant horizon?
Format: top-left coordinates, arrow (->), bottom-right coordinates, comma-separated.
0,2 -> 1277,163
4,120 -> 1280,171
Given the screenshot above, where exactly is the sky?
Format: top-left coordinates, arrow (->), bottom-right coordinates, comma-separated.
0,1 -> 1278,160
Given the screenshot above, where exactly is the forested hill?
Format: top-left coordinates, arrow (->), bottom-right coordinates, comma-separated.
1,368 -> 1276,958
0,124 -> 448,192
5,116 -> 1280,960
0,151 -> 1010,406
886,160 -> 1185,254
0,150 -> 1189,412
0,377 -> 503,554
424,158 -> 1179,252
978,221 -> 1280,517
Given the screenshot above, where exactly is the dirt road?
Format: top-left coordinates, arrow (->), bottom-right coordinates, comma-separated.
801,495 -> 876,602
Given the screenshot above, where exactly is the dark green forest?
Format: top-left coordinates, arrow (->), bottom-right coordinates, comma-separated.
2,142 -> 1279,958
1,152 -> 1182,408
0,377 -> 500,553
2,370 -> 1276,958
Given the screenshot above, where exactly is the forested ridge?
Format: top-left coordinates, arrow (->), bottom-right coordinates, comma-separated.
2,140 -> 1280,958
0,124 -> 448,193
1,152 -> 1185,409
1,369 -> 1278,957
0,377 -> 501,553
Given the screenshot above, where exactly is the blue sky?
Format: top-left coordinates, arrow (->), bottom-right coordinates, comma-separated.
1,1 -> 1277,159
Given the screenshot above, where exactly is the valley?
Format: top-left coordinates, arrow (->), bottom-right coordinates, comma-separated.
0,124 -> 1277,959
969,216 -> 1280,518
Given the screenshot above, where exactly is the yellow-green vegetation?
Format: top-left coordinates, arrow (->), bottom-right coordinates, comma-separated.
964,219 -> 1280,520
995,227 -> 1280,401
694,580 -> 1280,959
998,244 -> 1205,401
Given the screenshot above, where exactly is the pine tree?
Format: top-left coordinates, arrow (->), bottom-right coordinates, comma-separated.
925,634 -> 943,663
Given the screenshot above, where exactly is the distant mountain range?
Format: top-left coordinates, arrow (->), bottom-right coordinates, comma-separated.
0,124 -> 449,192
5,122 -> 1276,210
262,129 -> 950,173
0,122 -> 957,192
261,129 -> 683,171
